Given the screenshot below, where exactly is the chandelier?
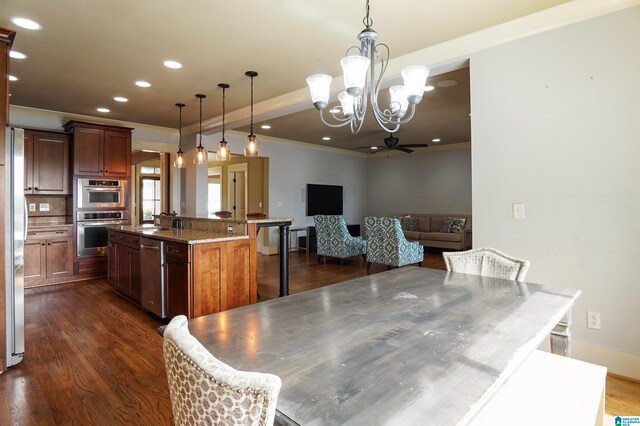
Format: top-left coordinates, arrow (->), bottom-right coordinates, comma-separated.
306,0 -> 429,134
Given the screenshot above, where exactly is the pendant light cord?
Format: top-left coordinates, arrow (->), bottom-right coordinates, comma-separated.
198,96 -> 203,147
222,86 -> 226,141
250,75 -> 254,135
178,106 -> 183,149
363,0 -> 373,28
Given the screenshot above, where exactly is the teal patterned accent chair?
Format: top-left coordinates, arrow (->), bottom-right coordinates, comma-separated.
364,217 -> 424,271
314,215 -> 367,265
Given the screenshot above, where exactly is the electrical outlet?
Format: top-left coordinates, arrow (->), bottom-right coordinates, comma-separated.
227,225 -> 234,233
39,203 -> 50,212
29,203 -> 36,212
587,311 -> 601,330
259,201 -> 263,208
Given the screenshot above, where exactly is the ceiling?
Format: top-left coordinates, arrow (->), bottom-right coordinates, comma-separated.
1,0 -> 569,129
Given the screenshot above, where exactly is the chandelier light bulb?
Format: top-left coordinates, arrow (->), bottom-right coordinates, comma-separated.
244,134 -> 259,158
216,142 -> 229,161
389,85 -> 408,118
401,65 -> 430,104
338,91 -> 355,117
341,55 -> 370,97
195,146 -> 206,165
306,74 -> 332,110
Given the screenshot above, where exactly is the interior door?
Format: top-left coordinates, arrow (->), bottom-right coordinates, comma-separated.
228,168 -> 247,219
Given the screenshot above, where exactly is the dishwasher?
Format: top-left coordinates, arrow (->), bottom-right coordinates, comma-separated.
140,237 -> 165,318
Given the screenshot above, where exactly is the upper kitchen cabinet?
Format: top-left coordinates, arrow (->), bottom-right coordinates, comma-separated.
24,129 -> 71,195
64,121 -> 133,178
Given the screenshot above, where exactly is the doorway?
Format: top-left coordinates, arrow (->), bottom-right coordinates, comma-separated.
208,166 -> 222,215
227,163 -> 247,219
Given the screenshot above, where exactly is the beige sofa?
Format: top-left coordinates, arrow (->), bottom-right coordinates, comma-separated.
401,213 -> 472,250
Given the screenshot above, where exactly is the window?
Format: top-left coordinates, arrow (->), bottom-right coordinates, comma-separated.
140,166 -> 161,174
140,177 -> 161,223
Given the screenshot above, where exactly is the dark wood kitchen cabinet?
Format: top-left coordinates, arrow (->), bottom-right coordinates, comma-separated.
107,241 -> 117,286
115,246 -> 141,303
24,129 -> 71,195
24,226 -> 73,288
63,121 -> 132,178
165,255 -> 190,319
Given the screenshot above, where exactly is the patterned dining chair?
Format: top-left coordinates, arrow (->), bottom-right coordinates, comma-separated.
314,215 -> 367,265
364,217 -> 424,271
163,316 -> 282,426
443,247 -> 531,281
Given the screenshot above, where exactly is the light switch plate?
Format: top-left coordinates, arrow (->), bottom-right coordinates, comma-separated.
512,203 -> 525,219
29,203 -> 36,212
39,203 -> 50,212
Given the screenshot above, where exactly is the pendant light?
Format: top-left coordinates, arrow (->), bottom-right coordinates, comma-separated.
216,83 -> 230,161
173,103 -> 186,168
244,71 -> 260,157
194,93 -> 207,165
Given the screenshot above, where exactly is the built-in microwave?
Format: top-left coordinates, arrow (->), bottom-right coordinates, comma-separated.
77,178 -> 126,209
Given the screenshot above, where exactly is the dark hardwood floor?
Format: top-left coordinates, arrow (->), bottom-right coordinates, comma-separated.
0,249 -> 636,424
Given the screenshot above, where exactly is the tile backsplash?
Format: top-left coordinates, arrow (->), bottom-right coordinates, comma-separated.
26,195 -> 72,225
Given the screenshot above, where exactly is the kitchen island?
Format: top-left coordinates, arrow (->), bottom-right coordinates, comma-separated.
108,219 -> 261,320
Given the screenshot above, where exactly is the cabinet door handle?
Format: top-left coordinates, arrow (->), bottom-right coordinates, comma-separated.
27,187 -> 32,190
34,187 -> 39,191
41,243 -> 45,246
47,243 -> 51,246
99,170 -> 103,173
141,245 -> 160,250
105,170 -> 109,173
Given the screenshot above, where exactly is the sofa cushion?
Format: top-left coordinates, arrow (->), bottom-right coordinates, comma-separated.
430,217 -> 448,233
403,230 -> 421,241
399,217 -> 419,232
441,217 -> 467,233
417,216 -> 431,232
419,232 -> 462,242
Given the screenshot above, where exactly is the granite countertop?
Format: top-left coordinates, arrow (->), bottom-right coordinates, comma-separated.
155,214 -> 294,224
108,225 -> 249,245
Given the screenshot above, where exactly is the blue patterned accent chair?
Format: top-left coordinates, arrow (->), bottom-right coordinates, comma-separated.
314,215 -> 367,265
364,217 -> 424,271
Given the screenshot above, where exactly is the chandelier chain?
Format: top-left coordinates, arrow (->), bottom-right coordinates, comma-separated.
363,0 -> 373,28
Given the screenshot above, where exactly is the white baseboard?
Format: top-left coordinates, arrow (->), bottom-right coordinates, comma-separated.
539,338 -> 640,380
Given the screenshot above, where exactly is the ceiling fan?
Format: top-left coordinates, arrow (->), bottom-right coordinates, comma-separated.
357,133 -> 429,154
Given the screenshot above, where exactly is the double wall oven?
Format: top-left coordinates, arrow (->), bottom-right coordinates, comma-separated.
76,179 -> 128,258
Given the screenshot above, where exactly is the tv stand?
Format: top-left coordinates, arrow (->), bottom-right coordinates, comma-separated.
304,224 -> 361,254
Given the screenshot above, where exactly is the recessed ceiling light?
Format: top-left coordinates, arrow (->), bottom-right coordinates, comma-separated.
432,138 -> 441,143
163,60 -> 182,69
11,17 -> 42,30
261,124 -> 271,130
96,107 -> 110,113
9,51 -> 27,60
322,136 -> 331,141
135,80 -> 151,88
113,96 -> 128,102
329,108 -> 341,114
371,146 -> 378,150
8,75 -> 18,82
437,80 -> 458,88
424,85 -> 435,92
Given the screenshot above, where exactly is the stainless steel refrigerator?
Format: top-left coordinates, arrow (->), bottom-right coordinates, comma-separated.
5,127 -> 25,367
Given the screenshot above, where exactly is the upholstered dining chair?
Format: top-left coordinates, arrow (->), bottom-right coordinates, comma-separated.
163,315 -> 282,426
364,217 -> 424,271
314,215 -> 367,265
443,247 -> 531,281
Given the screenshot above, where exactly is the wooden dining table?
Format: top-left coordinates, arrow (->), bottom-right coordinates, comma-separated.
185,266 -> 580,425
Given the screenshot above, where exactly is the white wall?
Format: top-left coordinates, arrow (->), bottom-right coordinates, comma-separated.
222,132 -> 369,251
471,6 -> 640,378
366,147 -> 472,217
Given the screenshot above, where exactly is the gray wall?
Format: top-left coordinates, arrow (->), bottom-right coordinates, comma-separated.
366,148 -> 472,217
471,6 -> 640,378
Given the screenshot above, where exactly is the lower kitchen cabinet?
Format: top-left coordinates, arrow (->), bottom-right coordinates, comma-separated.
107,229 -> 256,319
114,244 -> 141,303
25,228 -> 73,288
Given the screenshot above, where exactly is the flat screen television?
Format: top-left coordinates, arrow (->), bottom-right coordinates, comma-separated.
306,184 -> 343,216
